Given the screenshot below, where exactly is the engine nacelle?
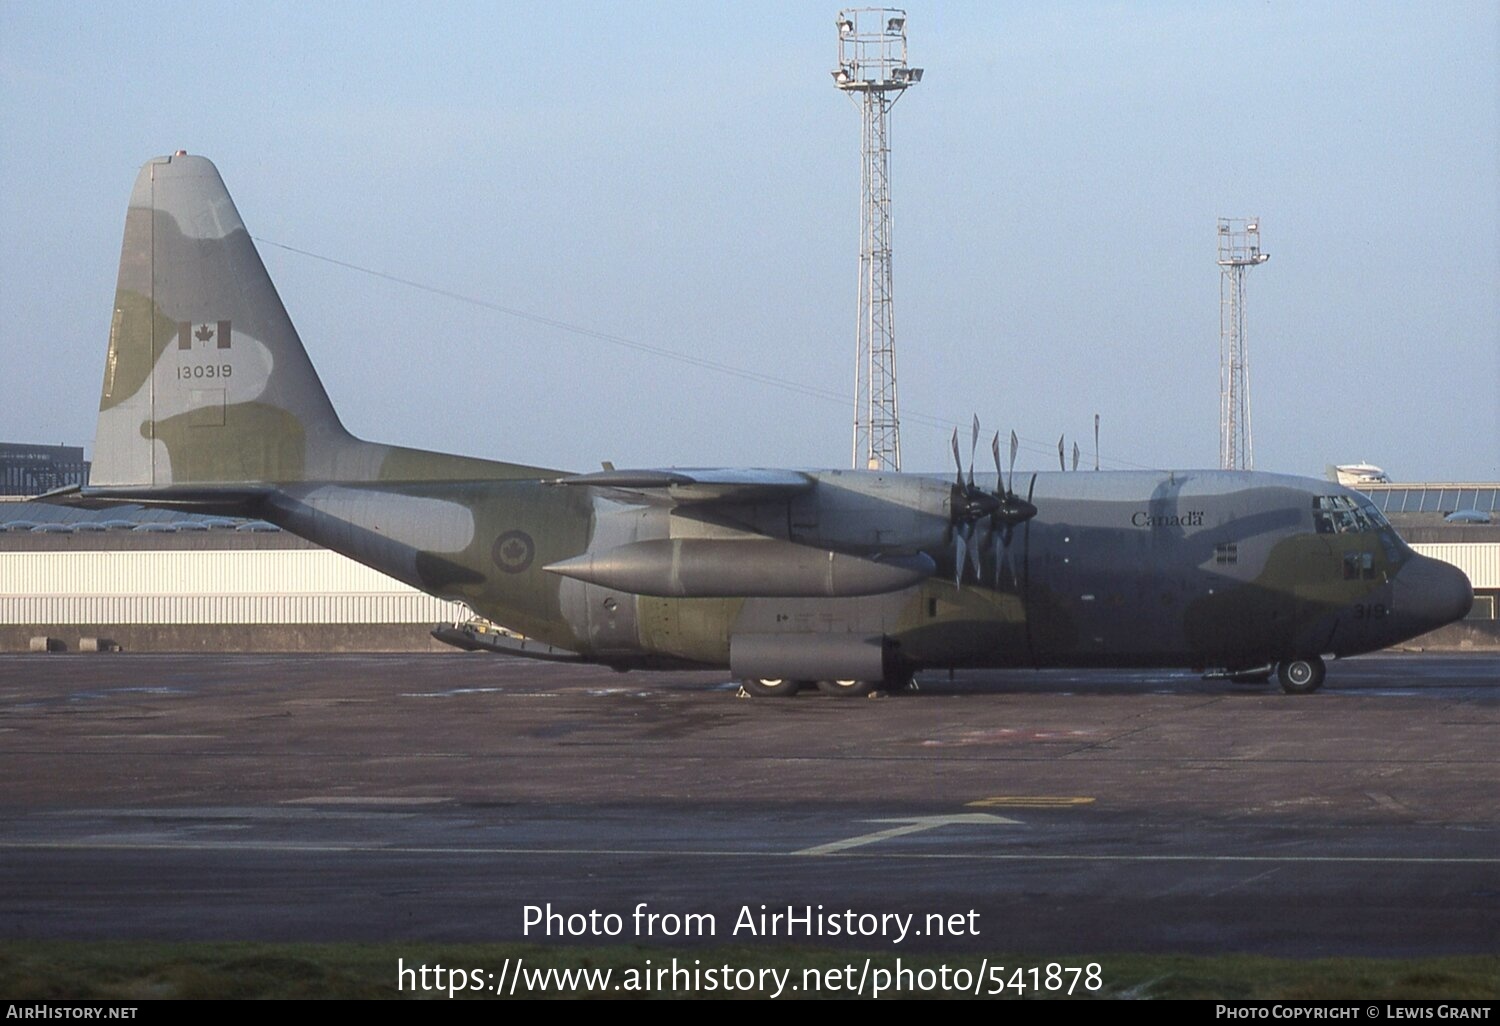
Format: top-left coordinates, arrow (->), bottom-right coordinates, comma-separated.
545,539 -> 934,597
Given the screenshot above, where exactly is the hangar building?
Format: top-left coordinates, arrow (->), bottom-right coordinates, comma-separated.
0,499 -> 467,652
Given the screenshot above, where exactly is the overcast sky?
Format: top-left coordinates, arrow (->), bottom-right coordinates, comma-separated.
2,2 -> 1495,482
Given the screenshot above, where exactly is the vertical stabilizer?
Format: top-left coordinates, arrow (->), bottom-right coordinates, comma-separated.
92,153 -> 556,493
94,153 -> 353,487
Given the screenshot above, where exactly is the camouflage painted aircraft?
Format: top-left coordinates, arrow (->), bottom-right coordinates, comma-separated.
62,154 -> 1475,695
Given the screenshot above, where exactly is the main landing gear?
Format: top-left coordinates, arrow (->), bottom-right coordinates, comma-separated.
740,678 -> 804,698
739,674 -> 913,698
815,679 -> 875,697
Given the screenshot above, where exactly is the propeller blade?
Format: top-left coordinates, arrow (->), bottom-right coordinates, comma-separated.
950,428 -> 963,488
1008,430 -> 1019,494
1094,413 -> 1100,471
993,472 -> 1037,589
968,415 -> 980,489
953,529 -> 967,586
1072,441 -> 1080,472
968,527 -> 983,580
1057,435 -> 1065,472
1020,474 -> 1038,592
994,514 -> 1022,589
984,430 -> 1005,587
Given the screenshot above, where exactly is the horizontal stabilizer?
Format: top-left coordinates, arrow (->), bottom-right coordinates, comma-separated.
36,483 -> 271,517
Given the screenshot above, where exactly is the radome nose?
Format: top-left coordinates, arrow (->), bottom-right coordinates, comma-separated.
1393,554 -> 1474,632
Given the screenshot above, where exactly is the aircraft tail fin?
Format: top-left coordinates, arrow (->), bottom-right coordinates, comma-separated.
92,153 -> 552,493
93,153 -> 359,489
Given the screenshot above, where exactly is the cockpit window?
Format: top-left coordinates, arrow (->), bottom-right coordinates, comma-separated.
1315,495 -> 1351,533
1315,495 -> 1406,562
1314,495 -> 1387,534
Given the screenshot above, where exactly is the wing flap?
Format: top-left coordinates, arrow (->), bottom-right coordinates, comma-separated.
552,468 -> 814,506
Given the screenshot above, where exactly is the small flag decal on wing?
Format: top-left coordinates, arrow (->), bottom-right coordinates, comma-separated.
178,321 -> 232,349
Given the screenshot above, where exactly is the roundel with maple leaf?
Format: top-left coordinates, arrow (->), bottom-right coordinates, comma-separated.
491,530 -> 536,574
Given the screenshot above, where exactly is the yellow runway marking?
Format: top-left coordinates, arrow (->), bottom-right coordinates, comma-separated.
966,796 -> 1096,808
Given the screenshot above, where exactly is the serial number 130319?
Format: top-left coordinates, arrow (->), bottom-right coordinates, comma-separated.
178,364 -> 233,380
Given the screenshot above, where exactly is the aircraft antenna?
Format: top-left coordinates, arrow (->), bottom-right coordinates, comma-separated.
834,9 -> 922,471
1217,218 -> 1269,470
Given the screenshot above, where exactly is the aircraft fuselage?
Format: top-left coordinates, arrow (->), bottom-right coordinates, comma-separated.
255,466 -> 1470,679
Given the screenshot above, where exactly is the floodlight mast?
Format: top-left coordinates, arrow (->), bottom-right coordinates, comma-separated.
834,9 -> 922,472
1217,218 -> 1269,471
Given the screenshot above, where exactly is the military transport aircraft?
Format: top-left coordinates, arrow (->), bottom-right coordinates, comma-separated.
56,154 -> 1475,696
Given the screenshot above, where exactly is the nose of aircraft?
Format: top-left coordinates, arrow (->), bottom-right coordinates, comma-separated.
1390,554 -> 1474,636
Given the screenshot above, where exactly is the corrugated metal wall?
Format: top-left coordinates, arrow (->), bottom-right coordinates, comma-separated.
0,550 -> 470,625
1412,543 -> 1500,589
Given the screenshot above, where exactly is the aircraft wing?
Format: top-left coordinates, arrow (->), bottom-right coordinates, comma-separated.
552,468 -> 815,507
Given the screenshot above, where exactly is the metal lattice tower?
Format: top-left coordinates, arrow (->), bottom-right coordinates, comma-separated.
1217,218 -> 1269,470
834,9 -> 921,471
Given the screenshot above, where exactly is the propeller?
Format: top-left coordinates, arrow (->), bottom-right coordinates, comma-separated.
947,419 -> 1040,588
986,428 -> 1038,587
949,416 -> 997,585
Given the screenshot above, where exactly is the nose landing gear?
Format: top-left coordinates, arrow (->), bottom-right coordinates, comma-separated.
1276,656 -> 1326,695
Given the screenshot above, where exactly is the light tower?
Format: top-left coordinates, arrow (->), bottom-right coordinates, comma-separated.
834,9 -> 921,471
1217,218 -> 1269,470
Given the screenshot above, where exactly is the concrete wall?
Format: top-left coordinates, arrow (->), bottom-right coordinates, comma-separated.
2,623 -> 455,653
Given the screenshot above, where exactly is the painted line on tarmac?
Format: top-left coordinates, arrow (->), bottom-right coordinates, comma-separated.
796,813 -> 1020,855
3,840 -> 1498,864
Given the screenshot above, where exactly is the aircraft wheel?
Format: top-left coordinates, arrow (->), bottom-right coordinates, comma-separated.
1276,657 -> 1325,695
815,679 -> 874,697
741,678 -> 802,698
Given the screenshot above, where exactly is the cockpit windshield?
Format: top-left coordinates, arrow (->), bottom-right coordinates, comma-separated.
1315,494 -> 1405,563
1314,495 -> 1391,534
